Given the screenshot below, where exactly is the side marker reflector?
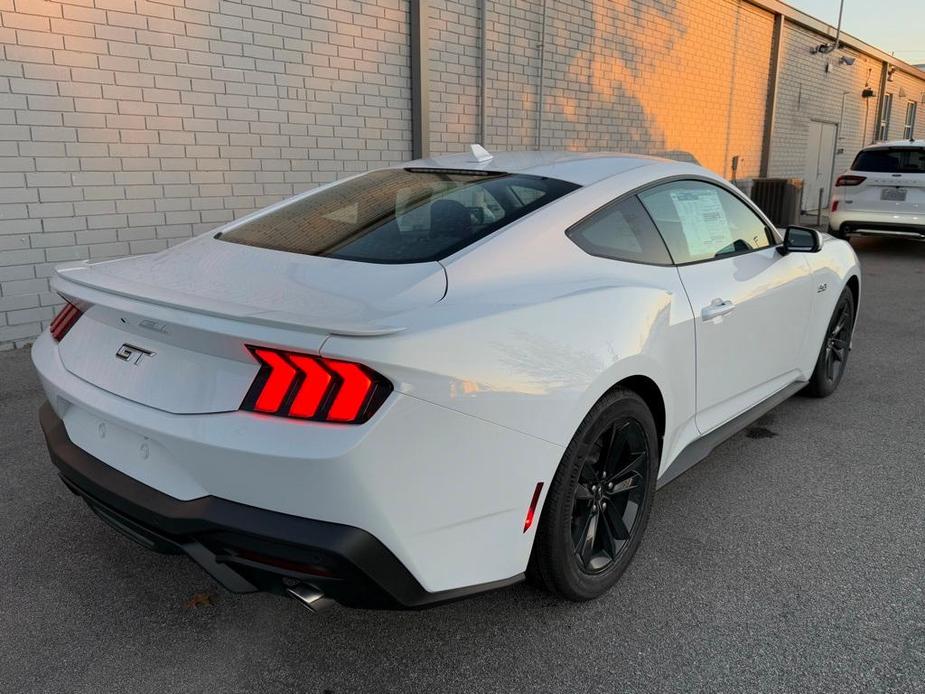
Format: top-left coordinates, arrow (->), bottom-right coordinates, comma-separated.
523,482 -> 544,533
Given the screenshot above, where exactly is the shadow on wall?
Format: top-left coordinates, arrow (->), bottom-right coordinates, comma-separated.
542,0 -> 679,155
537,0 -> 768,178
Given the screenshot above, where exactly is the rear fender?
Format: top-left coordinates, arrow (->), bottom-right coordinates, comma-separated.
322,277 -> 697,478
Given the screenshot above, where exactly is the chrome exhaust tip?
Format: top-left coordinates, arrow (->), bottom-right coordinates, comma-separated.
286,584 -> 336,613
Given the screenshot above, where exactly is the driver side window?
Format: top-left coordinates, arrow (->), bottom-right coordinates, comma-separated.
638,181 -> 773,264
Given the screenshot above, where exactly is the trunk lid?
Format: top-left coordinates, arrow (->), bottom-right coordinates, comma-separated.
53,236 -> 446,414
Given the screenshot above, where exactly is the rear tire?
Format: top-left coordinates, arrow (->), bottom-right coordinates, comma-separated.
528,388 -> 658,601
828,225 -> 848,240
805,287 -> 855,398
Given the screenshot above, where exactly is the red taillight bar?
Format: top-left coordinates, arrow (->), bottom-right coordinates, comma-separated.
324,360 -> 373,422
835,175 -> 866,187
241,346 -> 391,424
251,349 -> 297,413
49,301 -> 83,342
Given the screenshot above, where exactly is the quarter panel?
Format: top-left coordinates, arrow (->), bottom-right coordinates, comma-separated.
322,254 -> 698,478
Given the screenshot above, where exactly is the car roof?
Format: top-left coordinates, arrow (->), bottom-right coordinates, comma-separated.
400,150 -> 679,186
860,139 -> 925,151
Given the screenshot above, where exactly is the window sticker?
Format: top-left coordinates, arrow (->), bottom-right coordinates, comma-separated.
669,189 -> 732,258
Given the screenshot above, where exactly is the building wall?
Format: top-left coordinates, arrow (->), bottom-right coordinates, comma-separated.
433,0 -> 775,179
768,22 -> 885,185
2,0 -> 925,347
428,0 -> 479,154
0,0 -> 411,348
882,67 -> 924,142
537,0 -> 774,180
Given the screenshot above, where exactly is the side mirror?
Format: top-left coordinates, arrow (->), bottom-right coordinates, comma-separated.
778,226 -> 822,255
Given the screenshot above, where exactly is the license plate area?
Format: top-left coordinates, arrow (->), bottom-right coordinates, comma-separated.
881,188 -> 907,201
61,405 -> 207,500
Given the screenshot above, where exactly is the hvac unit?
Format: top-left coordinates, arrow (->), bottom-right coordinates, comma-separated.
750,178 -> 804,227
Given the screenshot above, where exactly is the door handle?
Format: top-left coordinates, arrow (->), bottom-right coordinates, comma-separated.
702,298 -> 735,320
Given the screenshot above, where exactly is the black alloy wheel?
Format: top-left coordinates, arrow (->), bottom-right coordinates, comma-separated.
528,387 -> 658,601
571,419 -> 649,574
806,286 -> 856,398
823,299 -> 852,384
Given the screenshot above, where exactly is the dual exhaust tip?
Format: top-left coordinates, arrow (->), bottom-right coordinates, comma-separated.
286,583 -> 336,613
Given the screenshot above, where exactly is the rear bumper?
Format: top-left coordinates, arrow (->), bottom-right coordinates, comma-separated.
39,401 -> 522,609
32,330 -> 558,595
829,210 -> 925,238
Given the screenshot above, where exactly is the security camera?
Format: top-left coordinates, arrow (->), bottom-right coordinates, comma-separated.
839,56 -> 856,66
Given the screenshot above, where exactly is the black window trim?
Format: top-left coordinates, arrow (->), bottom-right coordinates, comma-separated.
565,174 -> 781,268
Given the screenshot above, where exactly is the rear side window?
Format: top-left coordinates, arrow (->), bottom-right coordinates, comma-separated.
567,196 -> 672,265
220,169 -> 579,264
852,148 -> 925,173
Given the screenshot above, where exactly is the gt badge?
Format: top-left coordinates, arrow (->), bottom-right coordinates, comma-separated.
116,343 -> 156,365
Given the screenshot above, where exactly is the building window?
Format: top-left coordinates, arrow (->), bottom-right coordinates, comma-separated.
903,101 -> 917,140
878,93 -> 893,140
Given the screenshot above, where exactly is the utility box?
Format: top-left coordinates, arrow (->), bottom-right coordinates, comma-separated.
750,178 -> 803,227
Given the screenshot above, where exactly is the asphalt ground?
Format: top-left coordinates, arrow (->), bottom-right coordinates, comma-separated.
1,236 -> 923,693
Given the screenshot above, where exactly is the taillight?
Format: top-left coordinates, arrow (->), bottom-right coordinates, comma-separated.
835,175 -> 866,187
49,301 -> 83,342
831,200 -> 839,212
241,346 -> 391,424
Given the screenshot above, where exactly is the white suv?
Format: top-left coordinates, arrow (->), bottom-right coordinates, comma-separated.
829,140 -> 925,240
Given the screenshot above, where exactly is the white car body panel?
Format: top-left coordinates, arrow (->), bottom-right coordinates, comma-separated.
32,151 -> 861,598
34,332 -> 561,592
677,247 -> 814,432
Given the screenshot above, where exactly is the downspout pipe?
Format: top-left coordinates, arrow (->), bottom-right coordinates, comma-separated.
410,0 -> 431,159
479,0 -> 487,145
535,0 -> 547,149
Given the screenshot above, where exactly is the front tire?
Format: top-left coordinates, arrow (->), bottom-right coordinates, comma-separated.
806,287 -> 855,398
528,388 -> 658,601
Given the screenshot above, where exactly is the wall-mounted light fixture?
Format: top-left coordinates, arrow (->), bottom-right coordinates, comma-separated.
811,0 -> 845,56
839,56 -> 855,66
862,87 -> 876,99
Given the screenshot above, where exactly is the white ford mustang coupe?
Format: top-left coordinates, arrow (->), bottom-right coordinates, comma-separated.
33,150 -> 860,611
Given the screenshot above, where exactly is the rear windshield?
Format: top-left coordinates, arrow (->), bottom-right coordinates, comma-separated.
852,148 -> 925,173
220,168 -> 579,263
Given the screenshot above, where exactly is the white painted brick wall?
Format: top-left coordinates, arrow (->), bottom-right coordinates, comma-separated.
2,0 -> 925,348
435,0 -> 775,176
768,22 -> 884,185
0,0 -> 411,348
882,67 -> 924,143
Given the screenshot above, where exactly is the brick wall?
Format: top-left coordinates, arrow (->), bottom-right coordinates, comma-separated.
770,22 -> 925,183
881,67 -> 924,142
431,0 -> 776,174
427,0 -> 479,153
0,0 -> 411,348
768,22 -> 884,186
2,0 -> 925,347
